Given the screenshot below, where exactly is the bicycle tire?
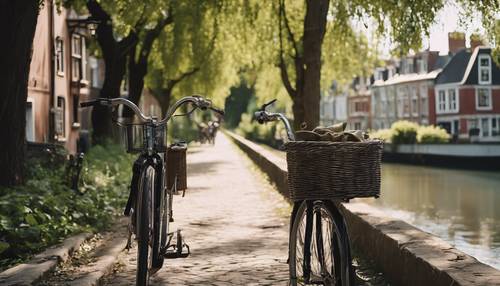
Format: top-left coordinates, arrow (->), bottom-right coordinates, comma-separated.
289,200 -> 353,286
152,167 -> 170,270
136,167 -> 154,286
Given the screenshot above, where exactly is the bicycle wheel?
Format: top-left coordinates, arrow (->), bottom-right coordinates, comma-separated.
152,167 -> 170,270
136,167 -> 154,286
289,200 -> 353,286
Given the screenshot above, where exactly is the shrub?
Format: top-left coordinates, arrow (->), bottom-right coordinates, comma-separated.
417,125 -> 450,143
0,144 -> 133,269
370,128 -> 393,142
390,120 -> 418,144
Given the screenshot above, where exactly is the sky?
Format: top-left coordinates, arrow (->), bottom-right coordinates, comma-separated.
369,2 -> 486,57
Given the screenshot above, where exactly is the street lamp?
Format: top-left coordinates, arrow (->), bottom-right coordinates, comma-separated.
66,16 -> 100,37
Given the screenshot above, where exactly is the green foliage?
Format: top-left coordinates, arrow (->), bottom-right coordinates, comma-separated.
417,125 -> 450,144
146,0 -> 251,108
224,83 -> 254,129
0,144 -> 133,269
390,120 -> 418,144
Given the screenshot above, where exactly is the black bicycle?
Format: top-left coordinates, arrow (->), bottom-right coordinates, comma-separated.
255,100 -> 355,286
81,95 -> 223,286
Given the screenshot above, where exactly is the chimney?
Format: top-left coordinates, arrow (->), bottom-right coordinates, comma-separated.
448,32 -> 466,54
470,34 -> 483,50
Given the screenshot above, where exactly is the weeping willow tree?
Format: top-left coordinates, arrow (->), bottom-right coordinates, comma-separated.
145,1 -> 253,113
242,0 -> 500,130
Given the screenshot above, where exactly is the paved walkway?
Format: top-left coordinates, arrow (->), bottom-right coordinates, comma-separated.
104,133 -> 291,285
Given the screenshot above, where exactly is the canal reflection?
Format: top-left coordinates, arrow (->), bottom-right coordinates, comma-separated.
357,163 -> 500,269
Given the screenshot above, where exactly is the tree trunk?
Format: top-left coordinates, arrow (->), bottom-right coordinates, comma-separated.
0,0 -> 39,186
125,46 -> 147,118
297,0 -> 329,130
87,0 -> 136,144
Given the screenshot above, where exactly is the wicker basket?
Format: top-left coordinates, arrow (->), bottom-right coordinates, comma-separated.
285,140 -> 383,201
166,142 -> 187,191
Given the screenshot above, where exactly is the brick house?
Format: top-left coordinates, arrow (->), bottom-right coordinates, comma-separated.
26,1 -> 96,153
347,76 -> 372,130
433,46 -> 500,142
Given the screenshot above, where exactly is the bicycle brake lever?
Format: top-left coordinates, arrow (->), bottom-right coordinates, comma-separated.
260,99 -> 277,111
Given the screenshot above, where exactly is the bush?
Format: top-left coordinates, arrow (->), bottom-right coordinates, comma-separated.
0,144 -> 133,269
417,125 -> 450,143
370,128 -> 393,142
390,120 -> 418,144
371,121 -> 451,145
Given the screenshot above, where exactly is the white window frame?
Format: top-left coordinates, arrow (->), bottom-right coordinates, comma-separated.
475,87 -> 492,110
71,34 -> 82,82
435,87 -> 459,114
478,54 -> 491,85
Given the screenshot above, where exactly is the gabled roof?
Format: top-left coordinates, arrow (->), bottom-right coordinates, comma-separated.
435,49 -> 471,85
435,47 -> 500,86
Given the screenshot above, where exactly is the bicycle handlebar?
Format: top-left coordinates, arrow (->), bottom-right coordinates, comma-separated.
80,95 -> 224,124
254,99 -> 295,141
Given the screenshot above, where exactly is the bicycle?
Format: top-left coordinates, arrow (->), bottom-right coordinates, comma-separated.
81,95 -> 224,286
255,99 -> 362,286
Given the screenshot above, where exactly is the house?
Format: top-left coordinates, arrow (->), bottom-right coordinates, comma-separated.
320,82 -> 348,126
433,46 -> 500,142
371,51 -> 449,130
26,1 -> 97,153
347,76 -> 372,130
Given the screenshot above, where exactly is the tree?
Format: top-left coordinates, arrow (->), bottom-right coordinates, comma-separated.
247,0 -> 500,130
68,0 -> 173,141
145,0 -> 248,115
0,0 -> 41,186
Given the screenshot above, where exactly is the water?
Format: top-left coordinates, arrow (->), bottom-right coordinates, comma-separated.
358,163 -> 500,270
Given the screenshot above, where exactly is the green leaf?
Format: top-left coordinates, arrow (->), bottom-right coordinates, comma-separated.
25,214 -> 38,226
0,241 -> 10,255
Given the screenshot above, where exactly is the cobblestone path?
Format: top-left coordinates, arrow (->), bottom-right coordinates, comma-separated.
103,133 -> 291,285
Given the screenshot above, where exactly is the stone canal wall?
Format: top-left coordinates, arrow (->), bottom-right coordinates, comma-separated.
225,130 -> 500,286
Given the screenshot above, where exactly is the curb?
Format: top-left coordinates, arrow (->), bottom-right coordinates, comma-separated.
225,130 -> 500,286
0,232 -> 93,286
68,235 -> 127,286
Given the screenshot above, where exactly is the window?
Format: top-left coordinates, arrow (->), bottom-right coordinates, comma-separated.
476,88 -> 492,110
55,96 -> 65,138
71,34 -> 82,82
354,122 -> 361,130
482,118 -> 489,137
448,89 -> 457,111
438,90 -> 446,112
56,38 -> 64,75
478,54 -> 491,84
436,88 -> 459,113
492,118 -> 500,136
26,101 -> 35,142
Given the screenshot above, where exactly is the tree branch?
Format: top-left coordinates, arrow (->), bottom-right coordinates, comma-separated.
278,0 -> 296,97
166,67 -> 200,91
281,0 -> 299,58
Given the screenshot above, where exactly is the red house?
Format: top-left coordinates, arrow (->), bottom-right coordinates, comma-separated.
433,46 -> 500,142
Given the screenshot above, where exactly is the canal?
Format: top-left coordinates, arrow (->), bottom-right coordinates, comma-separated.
358,163 -> 500,269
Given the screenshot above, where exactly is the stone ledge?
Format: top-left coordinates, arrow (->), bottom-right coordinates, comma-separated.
0,232 -> 93,286
225,129 -> 500,286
